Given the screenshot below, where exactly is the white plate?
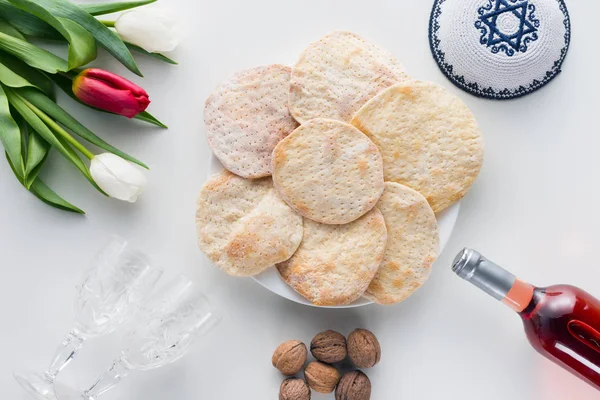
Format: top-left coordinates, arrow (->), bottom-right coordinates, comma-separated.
208,155 -> 460,308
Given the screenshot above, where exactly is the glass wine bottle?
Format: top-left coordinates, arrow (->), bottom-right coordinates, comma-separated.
453,248 -> 600,391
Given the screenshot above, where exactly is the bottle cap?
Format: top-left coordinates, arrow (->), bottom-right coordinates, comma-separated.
452,248 -> 516,301
429,0 -> 571,100
452,248 -> 481,278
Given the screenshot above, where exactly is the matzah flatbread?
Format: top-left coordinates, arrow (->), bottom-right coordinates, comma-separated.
272,118 -> 384,225
289,31 -> 408,123
196,171 -> 303,276
277,208 -> 387,306
351,80 -> 484,213
365,182 -> 439,305
204,65 -> 299,179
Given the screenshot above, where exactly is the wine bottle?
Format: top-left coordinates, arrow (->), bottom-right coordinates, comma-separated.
453,248 -> 600,391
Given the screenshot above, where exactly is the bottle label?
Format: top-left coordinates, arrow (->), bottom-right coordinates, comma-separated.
502,279 -> 534,312
568,320 -> 600,355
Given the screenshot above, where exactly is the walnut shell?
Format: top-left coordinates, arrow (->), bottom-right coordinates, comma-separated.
310,330 -> 347,364
272,340 -> 308,376
347,329 -> 381,369
304,361 -> 341,393
335,371 -> 371,400
279,378 -> 311,400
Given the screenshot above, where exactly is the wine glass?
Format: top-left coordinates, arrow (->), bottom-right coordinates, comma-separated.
55,275 -> 221,400
14,236 -> 163,400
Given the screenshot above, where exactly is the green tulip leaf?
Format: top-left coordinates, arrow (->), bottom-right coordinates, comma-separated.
126,42 -> 178,65
0,52 -> 54,98
9,90 -> 84,172
0,53 -> 55,97
24,0 -> 142,76
0,17 -> 25,40
5,87 -> 105,195
80,0 -> 157,16
25,155 -> 47,188
6,0 -> 97,70
29,176 -> 85,214
134,111 -> 168,128
12,112 -> 47,188
49,72 -> 168,129
4,149 -> 23,184
57,18 -> 97,68
5,150 -> 83,213
0,31 -> 68,73
0,60 -> 33,89
0,83 -> 23,178
14,111 -> 25,159
18,87 -> 148,168
24,130 -> 49,187
0,0 -> 61,39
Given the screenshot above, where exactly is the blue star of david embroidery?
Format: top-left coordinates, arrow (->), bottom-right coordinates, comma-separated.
480,0 -> 536,50
474,0 -> 541,56
430,0 -> 570,100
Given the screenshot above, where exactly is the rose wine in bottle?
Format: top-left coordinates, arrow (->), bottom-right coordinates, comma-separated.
453,248 -> 600,391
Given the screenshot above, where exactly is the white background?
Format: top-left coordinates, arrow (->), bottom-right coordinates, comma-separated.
1,1 -> 599,399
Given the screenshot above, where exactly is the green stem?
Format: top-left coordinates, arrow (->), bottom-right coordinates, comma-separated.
99,20 -> 116,28
21,98 -> 95,160
58,71 -> 78,80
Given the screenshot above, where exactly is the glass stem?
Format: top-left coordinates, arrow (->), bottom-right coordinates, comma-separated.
84,357 -> 130,400
44,330 -> 85,382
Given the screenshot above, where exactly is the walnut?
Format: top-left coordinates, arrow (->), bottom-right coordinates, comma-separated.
335,371 -> 371,400
304,361 -> 341,393
310,330 -> 347,364
347,329 -> 381,368
272,340 -> 308,376
279,378 -> 311,400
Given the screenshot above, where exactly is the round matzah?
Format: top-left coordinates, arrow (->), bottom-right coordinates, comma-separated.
289,31 -> 408,123
351,81 -> 484,213
272,118 -> 384,225
277,208 -> 388,306
196,170 -> 303,277
204,65 -> 299,179
365,182 -> 439,305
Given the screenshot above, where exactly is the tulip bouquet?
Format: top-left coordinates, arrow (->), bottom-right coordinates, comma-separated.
0,0 -> 178,213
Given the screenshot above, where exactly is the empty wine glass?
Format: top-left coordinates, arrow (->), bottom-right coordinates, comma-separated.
14,236 -> 163,400
55,275 -> 220,400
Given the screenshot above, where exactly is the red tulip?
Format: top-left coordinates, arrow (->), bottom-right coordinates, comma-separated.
72,68 -> 150,118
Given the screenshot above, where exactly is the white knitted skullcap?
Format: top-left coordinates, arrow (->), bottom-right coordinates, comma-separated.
429,0 -> 571,100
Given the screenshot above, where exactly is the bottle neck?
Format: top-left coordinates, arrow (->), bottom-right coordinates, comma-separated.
453,248 -> 534,313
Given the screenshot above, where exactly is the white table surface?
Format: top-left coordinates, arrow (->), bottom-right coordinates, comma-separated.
1,1 -> 599,399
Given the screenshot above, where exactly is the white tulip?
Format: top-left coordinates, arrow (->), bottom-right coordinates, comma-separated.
90,153 -> 147,203
115,8 -> 179,53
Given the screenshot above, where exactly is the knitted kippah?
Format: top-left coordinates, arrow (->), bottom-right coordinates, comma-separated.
429,0 -> 571,100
